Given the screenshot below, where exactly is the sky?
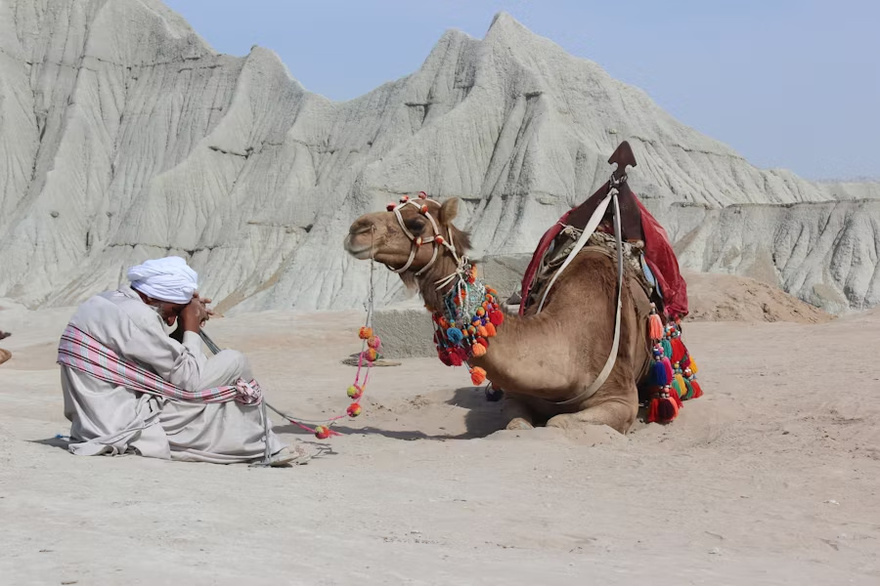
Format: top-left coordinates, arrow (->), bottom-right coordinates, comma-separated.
164,0 -> 879,180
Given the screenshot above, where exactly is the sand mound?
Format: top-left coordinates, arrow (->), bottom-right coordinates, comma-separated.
685,271 -> 834,323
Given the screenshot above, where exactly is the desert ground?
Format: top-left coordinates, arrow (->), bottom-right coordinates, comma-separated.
1,286 -> 878,585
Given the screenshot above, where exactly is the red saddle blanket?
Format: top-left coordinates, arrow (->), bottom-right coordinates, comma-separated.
519,193 -> 688,319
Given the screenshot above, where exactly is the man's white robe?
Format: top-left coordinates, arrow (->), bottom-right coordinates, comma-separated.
60,286 -> 285,463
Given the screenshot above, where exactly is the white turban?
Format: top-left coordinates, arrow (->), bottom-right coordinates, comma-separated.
127,256 -> 198,305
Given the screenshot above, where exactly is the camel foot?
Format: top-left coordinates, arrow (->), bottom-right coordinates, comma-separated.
506,417 -> 534,431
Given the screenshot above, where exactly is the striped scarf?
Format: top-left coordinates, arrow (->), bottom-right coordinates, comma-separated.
57,324 -> 261,405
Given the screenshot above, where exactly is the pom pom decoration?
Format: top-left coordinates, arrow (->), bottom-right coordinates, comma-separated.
359,327 -> 373,340
472,342 -> 487,357
418,191 -> 428,199
347,385 -> 364,399
470,367 -> 487,386
347,403 -> 362,417
315,426 -> 332,439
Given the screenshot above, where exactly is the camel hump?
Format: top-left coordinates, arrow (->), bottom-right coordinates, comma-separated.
608,141 -> 637,176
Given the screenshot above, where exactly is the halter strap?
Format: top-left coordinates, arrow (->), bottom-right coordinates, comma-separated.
387,193 -> 464,281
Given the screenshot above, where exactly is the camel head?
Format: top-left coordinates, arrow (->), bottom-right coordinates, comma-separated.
344,193 -> 471,281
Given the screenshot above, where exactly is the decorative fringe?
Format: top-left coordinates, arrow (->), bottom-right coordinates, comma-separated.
644,318 -> 703,425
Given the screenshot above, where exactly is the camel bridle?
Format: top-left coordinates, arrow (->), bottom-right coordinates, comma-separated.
386,192 -> 463,281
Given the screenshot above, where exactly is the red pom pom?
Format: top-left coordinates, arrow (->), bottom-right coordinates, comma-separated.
435,235 -> 445,245
347,403 -> 362,417
418,191 -> 428,199
420,205 -> 429,214
400,195 -> 410,203
386,203 -> 396,211
315,426 -> 332,439
489,311 -> 504,326
447,351 -> 463,367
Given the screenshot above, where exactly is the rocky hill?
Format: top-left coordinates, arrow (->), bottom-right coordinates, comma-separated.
1,0 -> 877,313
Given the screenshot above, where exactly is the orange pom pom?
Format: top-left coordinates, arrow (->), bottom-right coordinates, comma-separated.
477,325 -> 488,337
485,323 -> 497,337
472,342 -> 487,357
470,366 -> 487,386
359,327 -> 373,340
347,403 -> 362,417
366,348 -> 378,361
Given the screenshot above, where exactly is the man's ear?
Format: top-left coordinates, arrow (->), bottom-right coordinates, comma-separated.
439,197 -> 460,225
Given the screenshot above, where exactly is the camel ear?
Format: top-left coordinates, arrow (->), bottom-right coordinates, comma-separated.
439,198 -> 459,225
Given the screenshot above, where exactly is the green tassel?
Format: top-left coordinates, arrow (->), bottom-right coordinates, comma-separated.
661,338 -> 673,358
684,379 -> 695,400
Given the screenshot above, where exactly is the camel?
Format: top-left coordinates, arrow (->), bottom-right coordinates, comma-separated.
344,149 -> 701,434
346,201 -> 670,434
0,348 -> 10,366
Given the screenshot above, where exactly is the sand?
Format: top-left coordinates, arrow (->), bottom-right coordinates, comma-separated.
0,302 -> 878,585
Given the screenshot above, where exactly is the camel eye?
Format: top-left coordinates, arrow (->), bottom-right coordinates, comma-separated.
404,217 -> 426,233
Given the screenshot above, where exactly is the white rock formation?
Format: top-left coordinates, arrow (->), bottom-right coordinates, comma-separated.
0,0 -> 877,313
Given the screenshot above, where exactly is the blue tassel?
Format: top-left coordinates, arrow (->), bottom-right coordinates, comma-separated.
649,360 -> 670,387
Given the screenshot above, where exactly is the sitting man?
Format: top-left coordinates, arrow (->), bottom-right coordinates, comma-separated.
58,256 -> 303,465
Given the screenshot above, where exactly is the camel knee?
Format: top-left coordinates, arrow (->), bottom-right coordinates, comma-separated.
548,400 -> 636,434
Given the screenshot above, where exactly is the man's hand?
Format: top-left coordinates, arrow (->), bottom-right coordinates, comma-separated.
180,292 -> 215,333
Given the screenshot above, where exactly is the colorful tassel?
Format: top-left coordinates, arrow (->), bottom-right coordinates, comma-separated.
649,360 -> 670,387
671,338 -> 686,364
683,379 -> 695,400
661,338 -> 673,359
689,356 -> 699,374
647,387 -> 680,423
661,356 -> 674,381
649,313 -> 664,340
672,373 -> 687,398
471,342 -> 487,357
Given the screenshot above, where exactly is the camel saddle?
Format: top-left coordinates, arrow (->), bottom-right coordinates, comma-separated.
520,142 -> 663,314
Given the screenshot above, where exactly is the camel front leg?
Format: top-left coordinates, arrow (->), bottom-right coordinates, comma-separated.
502,393 -> 536,430
546,394 -> 638,435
